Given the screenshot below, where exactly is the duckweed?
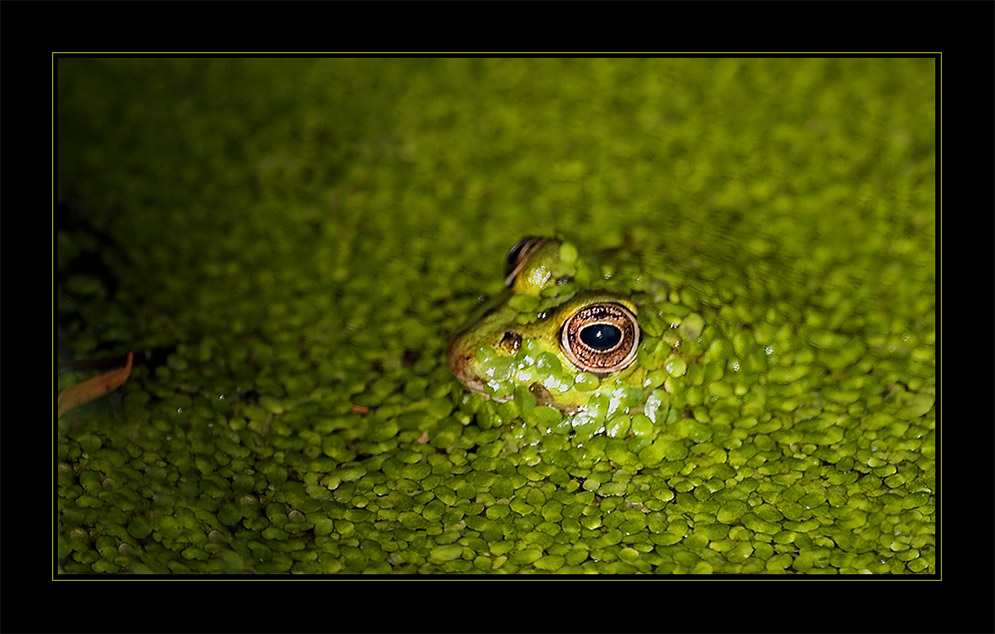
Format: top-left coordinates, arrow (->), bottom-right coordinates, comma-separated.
57,57 -> 934,575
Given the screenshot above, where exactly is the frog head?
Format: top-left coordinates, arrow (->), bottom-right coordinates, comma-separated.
447,236 -> 649,414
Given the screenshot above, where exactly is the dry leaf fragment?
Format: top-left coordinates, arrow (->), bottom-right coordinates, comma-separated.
57,351 -> 133,417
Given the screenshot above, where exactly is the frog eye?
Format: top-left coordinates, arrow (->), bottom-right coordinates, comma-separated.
504,236 -> 549,287
560,303 -> 639,374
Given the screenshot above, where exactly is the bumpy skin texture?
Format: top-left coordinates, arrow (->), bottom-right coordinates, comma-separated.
447,237 -> 685,416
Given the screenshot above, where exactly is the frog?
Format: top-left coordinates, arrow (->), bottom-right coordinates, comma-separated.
447,235 -> 705,423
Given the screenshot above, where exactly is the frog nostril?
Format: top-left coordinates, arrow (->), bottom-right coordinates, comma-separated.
499,331 -> 522,353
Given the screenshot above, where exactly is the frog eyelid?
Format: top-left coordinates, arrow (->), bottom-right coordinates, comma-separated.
504,236 -> 550,287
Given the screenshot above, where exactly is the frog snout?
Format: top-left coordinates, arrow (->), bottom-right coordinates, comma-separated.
446,332 -> 485,395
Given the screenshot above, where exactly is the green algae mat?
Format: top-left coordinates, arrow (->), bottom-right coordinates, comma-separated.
56,57 -> 936,575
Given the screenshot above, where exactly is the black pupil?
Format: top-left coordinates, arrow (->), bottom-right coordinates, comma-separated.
580,324 -> 622,350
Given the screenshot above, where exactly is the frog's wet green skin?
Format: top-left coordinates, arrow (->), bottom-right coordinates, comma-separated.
448,236 -> 699,422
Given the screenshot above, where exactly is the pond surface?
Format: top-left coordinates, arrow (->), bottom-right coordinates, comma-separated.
57,57 -> 936,574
